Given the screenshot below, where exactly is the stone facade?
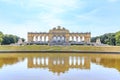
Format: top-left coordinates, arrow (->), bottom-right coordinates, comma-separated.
27,26 -> 91,45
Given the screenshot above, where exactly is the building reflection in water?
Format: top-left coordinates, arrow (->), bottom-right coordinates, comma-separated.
28,54 -> 91,74
0,53 -> 120,74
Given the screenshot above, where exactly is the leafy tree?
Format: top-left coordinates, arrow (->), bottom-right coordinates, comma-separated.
109,34 -> 116,45
91,36 -> 99,42
115,31 -> 120,46
2,34 -> 19,45
0,31 -> 3,45
91,33 -> 116,45
0,31 -> 25,45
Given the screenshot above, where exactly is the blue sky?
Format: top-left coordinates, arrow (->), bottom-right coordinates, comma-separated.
0,0 -> 120,40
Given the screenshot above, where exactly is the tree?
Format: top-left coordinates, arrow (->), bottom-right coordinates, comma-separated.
109,34 -> 116,45
91,33 -> 116,45
2,34 -> 19,45
0,31 -> 25,45
91,36 -> 99,42
115,31 -> 120,46
0,31 -> 3,45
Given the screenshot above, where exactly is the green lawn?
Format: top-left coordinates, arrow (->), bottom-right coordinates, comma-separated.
0,45 -> 120,52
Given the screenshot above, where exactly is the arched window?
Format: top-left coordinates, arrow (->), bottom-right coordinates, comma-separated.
33,36 -> 36,41
57,36 -> 61,42
74,36 -> 77,41
69,36 -> 72,41
61,36 -> 65,42
78,36 -> 81,42
82,36 -> 85,41
42,36 -> 45,42
46,36 -> 49,42
61,36 -> 65,41
53,36 -> 57,41
38,36 -> 40,41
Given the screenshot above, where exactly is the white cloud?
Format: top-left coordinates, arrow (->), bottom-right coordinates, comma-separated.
24,0 -> 80,15
0,0 -> 120,39
0,0 -> 80,29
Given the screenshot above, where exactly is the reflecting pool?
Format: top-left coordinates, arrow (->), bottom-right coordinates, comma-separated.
0,53 -> 120,80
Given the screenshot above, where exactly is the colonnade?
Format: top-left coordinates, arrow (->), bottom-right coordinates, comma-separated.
29,35 -> 86,42
33,36 -> 49,42
69,36 -> 85,42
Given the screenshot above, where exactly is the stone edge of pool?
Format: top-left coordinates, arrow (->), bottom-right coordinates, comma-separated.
0,50 -> 120,54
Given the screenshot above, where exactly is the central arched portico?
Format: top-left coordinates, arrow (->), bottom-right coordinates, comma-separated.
52,35 -> 66,43
50,35 -> 67,45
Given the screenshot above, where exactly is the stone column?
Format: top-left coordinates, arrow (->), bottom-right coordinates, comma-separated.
76,36 -> 78,42
65,34 -> 69,43
36,36 -> 38,41
72,36 -> 74,41
44,36 -> 46,42
40,36 -> 42,41
28,33 -> 34,42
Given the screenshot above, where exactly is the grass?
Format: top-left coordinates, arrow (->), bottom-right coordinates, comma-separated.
0,45 -> 120,52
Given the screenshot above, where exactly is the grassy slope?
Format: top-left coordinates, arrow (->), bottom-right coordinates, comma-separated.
0,45 -> 120,52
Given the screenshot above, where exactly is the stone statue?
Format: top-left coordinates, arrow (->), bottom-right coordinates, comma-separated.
96,38 -> 101,44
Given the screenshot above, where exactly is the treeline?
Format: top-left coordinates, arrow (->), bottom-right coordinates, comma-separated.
91,31 -> 120,46
0,31 -> 25,45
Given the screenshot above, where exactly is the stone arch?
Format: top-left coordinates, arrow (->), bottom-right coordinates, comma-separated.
33,36 -> 37,41
36,36 -> 39,41
52,35 -> 66,43
52,35 -> 57,42
61,35 -> 66,42
41,36 -> 45,42
77,36 -> 81,42
57,36 -> 61,42
38,36 -> 41,41
44,35 -> 46,42
76,36 -> 78,42
46,36 -> 49,42
73,36 -> 77,41
81,36 -> 85,41
69,36 -> 72,41
40,36 -> 42,41
61,36 -> 65,41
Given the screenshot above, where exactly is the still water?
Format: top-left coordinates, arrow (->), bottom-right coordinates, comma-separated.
0,53 -> 120,80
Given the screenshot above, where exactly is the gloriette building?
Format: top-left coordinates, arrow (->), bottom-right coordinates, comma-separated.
27,26 -> 91,45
